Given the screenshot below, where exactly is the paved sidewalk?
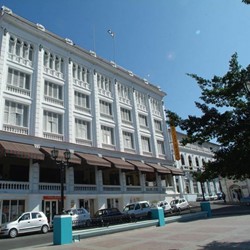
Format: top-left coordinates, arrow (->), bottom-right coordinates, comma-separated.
23,214 -> 250,250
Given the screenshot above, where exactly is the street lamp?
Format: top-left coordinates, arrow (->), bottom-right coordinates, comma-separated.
197,168 -> 206,202
51,147 -> 71,214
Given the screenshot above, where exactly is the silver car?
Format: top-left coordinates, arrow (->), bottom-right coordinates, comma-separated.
0,211 -> 49,238
170,198 -> 190,212
157,201 -> 173,215
123,201 -> 152,219
65,208 -> 91,228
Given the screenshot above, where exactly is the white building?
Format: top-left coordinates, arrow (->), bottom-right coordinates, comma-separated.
0,6 -> 184,225
168,130 -> 221,202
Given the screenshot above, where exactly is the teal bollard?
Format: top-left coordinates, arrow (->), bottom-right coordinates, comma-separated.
53,215 -> 72,245
151,207 -> 165,226
200,201 -> 212,217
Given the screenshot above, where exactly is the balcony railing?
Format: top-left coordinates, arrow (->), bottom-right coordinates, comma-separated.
0,181 -> 29,193
126,186 -> 142,192
0,181 -> 167,195
74,184 -> 97,192
3,124 -> 28,135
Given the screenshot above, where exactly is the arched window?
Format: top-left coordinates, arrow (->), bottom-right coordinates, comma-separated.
181,154 -> 185,165
195,157 -> 199,167
188,155 -> 192,166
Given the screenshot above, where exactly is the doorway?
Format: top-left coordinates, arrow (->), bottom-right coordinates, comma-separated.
42,200 -> 58,226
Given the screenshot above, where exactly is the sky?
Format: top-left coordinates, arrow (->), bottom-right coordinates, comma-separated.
1,0 -> 250,121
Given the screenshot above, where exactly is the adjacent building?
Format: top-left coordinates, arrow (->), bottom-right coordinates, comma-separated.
169,130 -> 221,201
0,6 -> 184,225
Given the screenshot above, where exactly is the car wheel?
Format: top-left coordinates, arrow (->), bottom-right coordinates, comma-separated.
9,228 -> 18,238
85,220 -> 91,227
41,225 -> 49,234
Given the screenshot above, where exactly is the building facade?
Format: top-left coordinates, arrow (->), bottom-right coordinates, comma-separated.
0,6 -> 184,225
168,130 -> 221,202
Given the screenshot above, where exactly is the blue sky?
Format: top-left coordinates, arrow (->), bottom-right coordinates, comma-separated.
2,0 -> 250,120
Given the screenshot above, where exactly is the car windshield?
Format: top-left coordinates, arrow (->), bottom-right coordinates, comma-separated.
171,200 -> 179,204
123,204 -> 135,212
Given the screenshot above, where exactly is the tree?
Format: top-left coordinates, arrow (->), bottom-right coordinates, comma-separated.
242,0 -> 250,4
167,53 -> 250,180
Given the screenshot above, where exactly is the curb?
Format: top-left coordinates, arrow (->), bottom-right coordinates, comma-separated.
72,211 -> 208,240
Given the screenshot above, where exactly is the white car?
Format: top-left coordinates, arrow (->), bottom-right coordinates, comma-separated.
123,201 -> 152,219
0,211 -> 49,238
170,198 -> 190,212
157,201 -> 173,215
65,208 -> 91,228
196,193 -> 210,202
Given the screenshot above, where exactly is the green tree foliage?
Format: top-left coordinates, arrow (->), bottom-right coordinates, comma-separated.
242,0 -> 250,4
168,53 -> 250,180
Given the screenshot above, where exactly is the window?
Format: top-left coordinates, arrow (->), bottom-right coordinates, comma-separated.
157,140 -> 165,155
43,51 -> 64,73
139,114 -> 148,127
72,63 -> 90,83
154,120 -> 162,131
43,111 -> 62,134
8,36 -> 33,62
74,91 -> 89,109
121,108 -> 131,122
136,92 -> 146,106
181,154 -> 185,165
44,81 -> 63,100
195,157 -> 199,167
75,119 -> 90,140
141,136 -> 151,152
117,83 -> 131,100
101,125 -> 114,145
7,68 -> 30,90
97,74 -> 111,92
188,156 -> 192,166
4,100 -> 28,127
151,98 -> 161,112
100,100 -> 112,116
123,131 -> 134,149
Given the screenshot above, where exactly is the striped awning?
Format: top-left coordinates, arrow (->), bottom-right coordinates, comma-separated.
146,163 -> 171,174
75,153 -> 111,168
40,147 -> 81,164
126,160 -> 154,173
163,165 -> 184,176
104,157 -> 135,170
0,141 -> 44,160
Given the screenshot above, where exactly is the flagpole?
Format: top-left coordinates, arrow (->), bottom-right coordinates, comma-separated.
107,29 -> 116,63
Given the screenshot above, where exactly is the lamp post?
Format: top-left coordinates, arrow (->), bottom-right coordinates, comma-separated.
51,147 -> 71,214
197,168 -> 206,202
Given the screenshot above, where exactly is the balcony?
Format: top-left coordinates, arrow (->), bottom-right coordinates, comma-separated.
3,124 -> 29,135
0,180 -> 29,193
6,84 -> 31,97
8,53 -> 33,68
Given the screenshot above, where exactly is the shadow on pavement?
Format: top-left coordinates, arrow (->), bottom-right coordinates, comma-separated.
201,240 -> 250,250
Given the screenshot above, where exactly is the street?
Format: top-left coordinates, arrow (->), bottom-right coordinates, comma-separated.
0,202 -> 249,250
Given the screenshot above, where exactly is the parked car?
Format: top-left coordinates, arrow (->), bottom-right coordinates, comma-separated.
216,192 -> 223,200
170,198 -> 190,212
240,196 -> 250,206
209,193 -> 218,200
0,211 -> 49,238
196,194 -> 210,202
123,201 -> 152,219
65,208 -> 91,228
92,207 -> 131,226
157,200 -> 173,215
